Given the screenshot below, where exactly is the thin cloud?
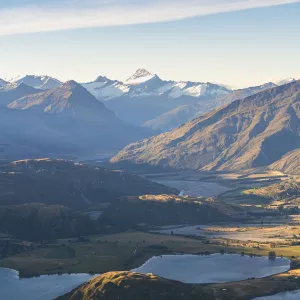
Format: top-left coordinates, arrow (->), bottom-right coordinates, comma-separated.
0,0 -> 299,36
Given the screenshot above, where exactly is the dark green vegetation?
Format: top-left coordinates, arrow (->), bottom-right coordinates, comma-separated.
0,204 -> 94,241
100,195 -> 241,226
2,229 -> 300,279
111,81 -> 300,173
1,232 -> 222,277
0,159 -> 178,240
0,159 -> 243,241
0,159 -> 176,209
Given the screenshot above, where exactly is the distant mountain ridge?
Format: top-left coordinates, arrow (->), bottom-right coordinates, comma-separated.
8,80 -> 115,122
2,71 -> 299,134
0,83 -> 41,106
11,75 -> 62,90
83,70 -> 298,128
143,82 -> 278,132
83,69 -> 232,102
274,78 -> 297,86
111,80 -> 300,174
82,69 -> 233,125
4,72 -> 298,130
0,80 -> 152,159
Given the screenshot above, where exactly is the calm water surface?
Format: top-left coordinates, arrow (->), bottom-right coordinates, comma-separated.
254,290 -> 300,300
153,178 -> 230,197
0,268 -> 95,300
132,254 -> 290,284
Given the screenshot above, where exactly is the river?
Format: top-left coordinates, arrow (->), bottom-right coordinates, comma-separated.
153,178 -> 230,197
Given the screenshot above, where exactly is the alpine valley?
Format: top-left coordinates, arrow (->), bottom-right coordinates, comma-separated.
0,70 -> 299,300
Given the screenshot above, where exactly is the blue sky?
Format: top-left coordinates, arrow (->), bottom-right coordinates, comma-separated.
0,0 -> 299,88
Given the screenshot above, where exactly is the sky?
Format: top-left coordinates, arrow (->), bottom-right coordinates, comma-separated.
0,0 -> 300,88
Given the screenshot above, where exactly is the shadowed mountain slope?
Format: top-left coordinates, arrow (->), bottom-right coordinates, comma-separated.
0,83 -> 41,106
0,81 -> 151,158
8,80 -> 115,121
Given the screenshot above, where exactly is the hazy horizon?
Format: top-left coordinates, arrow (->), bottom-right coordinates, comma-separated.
0,0 -> 300,88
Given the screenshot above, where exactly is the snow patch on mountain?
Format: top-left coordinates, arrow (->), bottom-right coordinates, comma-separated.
0,82 -> 24,92
126,68 -> 155,85
11,75 -> 62,90
169,82 -> 206,98
274,78 -> 297,86
82,69 -> 232,102
83,75 -> 130,100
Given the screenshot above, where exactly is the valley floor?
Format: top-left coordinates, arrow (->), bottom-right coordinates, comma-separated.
0,169 -> 299,300
2,230 -> 300,299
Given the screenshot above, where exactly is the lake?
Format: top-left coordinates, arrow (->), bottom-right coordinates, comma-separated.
153,179 -> 230,197
0,268 -> 95,300
132,254 -> 290,284
254,290 -> 300,300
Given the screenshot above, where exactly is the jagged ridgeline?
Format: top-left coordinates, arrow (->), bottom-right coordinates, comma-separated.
111,81 -> 300,174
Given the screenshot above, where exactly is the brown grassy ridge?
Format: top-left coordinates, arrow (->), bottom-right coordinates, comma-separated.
111,81 -> 300,173
56,271 -> 214,300
57,269 -> 300,300
243,179 -> 299,204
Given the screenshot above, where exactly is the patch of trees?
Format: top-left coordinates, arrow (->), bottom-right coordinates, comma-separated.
99,199 -> 232,227
0,204 -> 95,241
0,159 -> 176,211
268,251 -> 276,260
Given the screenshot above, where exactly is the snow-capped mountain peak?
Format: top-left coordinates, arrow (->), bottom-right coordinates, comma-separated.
10,75 -> 62,90
0,82 -> 30,92
274,78 -> 297,86
94,75 -> 111,83
128,68 -> 153,79
126,69 -> 156,85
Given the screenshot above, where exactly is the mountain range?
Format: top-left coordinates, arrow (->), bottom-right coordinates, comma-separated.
11,75 -> 62,90
0,83 -> 41,106
141,82 -> 294,132
83,69 -> 233,126
0,71 -> 298,170
0,80 -> 151,159
82,70 -> 297,130
111,80 -> 300,174
1,72 -> 298,132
